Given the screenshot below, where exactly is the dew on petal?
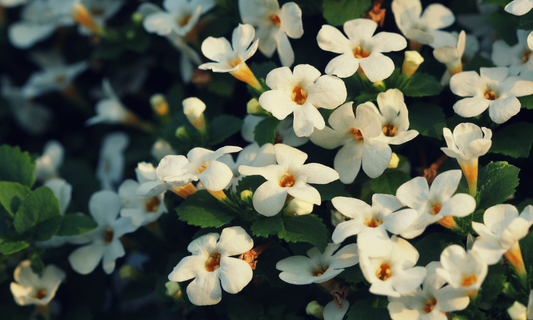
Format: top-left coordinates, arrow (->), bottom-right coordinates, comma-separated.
145,196 -> 161,212
376,263 -> 391,281
292,86 -> 308,105
279,174 -> 296,188
206,253 -> 221,272
312,266 -> 329,277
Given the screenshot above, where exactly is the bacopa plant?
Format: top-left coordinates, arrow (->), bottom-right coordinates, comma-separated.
2,0 -> 533,319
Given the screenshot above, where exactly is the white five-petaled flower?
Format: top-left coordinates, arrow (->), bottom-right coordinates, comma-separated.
259,64 -> 347,137
276,243 -> 358,285
359,236 -> 427,298
35,140 -> 64,182
450,67 -> 533,124
492,30 -> 533,79
316,18 -> 407,82
433,30 -> 466,82
507,290 -> 533,320
387,262 -> 470,320
86,79 -> 130,126
239,0 -> 303,67
238,143 -> 339,217
369,89 -> 419,145
10,260 -> 66,306
396,170 -> 476,238
472,204 -> 533,265
436,245 -> 488,296
199,23 -> 262,89
331,194 -> 418,257
96,132 -> 129,190
309,102 -> 392,184
68,190 -> 138,275
391,0 -> 456,49
156,146 -> 242,192
168,226 -> 254,306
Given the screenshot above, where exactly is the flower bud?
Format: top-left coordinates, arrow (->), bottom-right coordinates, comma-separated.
286,198 -> 314,216
402,50 -> 424,78
247,98 -> 270,116
150,94 -> 169,116
387,152 -> 400,169
183,97 -> 206,133
240,190 -> 253,206
151,139 -> 176,161
131,11 -> 144,25
305,301 -> 324,319
175,126 -> 192,142
72,3 -> 104,35
165,281 -> 183,300
119,265 -> 141,281
508,301 -> 527,320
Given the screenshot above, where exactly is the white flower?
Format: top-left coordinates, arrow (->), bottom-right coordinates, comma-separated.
218,143 -> 276,191
156,146 -> 242,192
331,194 -> 418,257
35,140 -> 64,182
391,0 -> 456,49
151,139 -> 177,161
369,89 -> 419,145
238,143 -> 339,217
309,102 -> 391,184
118,175 -> 168,227
433,30 -> 466,80
396,170 -> 476,238
241,115 -> 309,147
135,162 -> 176,197
402,50 -> 424,78
199,24 -> 262,89
78,0 -> 124,35
472,204 -> 533,265
8,0 -> 77,49
86,79 -> 130,126
276,243 -> 358,285
259,64 -> 347,137
450,67 -> 533,124
436,245 -> 488,296
10,260 -> 66,306
317,18 -> 406,82
239,0 -> 303,67
359,236 -> 426,298
285,197 -> 314,216
507,290 -> 533,320
0,0 -> 27,7
168,226 -> 254,306
68,190 -> 138,275
492,30 -> 533,78
323,299 -> 349,320
505,0 -> 533,16
387,262 -> 470,320
142,0 -> 215,37
96,132 -> 129,190
183,97 -> 206,131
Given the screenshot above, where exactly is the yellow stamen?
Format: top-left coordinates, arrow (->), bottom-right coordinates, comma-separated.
376,263 -> 391,281
292,86 -> 308,105
365,217 -> 383,228
103,228 -> 114,244
524,51 -> 531,63
484,89 -> 497,100
198,165 -> 208,174
431,202 -> 442,215
383,124 -> 397,137
270,14 -> 281,27
423,298 -> 437,314
353,46 -> 370,59
279,174 -> 296,188
461,274 -> 477,287
206,253 -> 221,272
145,196 -> 161,212
351,128 -> 364,142
33,288 -> 47,300
312,266 -> 329,277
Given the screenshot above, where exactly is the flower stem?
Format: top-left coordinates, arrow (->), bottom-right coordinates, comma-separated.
504,242 -> 528,287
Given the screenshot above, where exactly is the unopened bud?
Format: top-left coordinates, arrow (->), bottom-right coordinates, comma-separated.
503,282 -> 518,299
306,301 -> 324,319
373,80 -> 386,91
151,139 -> 176,161
176,126 -> 192,142
402,50 -> 424,78
132,11 -> 144,25
72,3 -> 104,35
119,265 -> 140,281
165,281 -> 183,300
183,97 -> 206,133
286,198 -> 314,216
387,152 -> 400,169
240,190 -> 253,206
150,94 -> 169,116
508,301 -> 528,320
247,98 -> 270,116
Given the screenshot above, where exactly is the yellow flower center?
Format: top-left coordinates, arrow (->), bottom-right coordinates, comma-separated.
365,217 -> 383,228
198,165 -> 208,174
206,253 -> 221,272
178,14 -> 191,27
103,228 -> 114,244
353,46 -> 370,59
524,51 -> 531,63
229,59 -> 241,68
270,14 -> 281,27
484,89 -> 497,100
383,124 -> 397,137
33,288 -> 47,300
292,86 -> 308,105
423,298 -> 437,313
312,266 -> 329,277
279,174 -> 296,188
431,202 -> 442,215
145,196 -> 161,212
376,263 -> 391,281
351,128 -> 364,142
461,274 -> 477,287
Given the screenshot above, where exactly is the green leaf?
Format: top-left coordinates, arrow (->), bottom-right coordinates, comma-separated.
208,115 -> 243,145
482,0 -> 510,6
322,0 -> 372,26
251,215 -> 283,237
0,181 -> 31,218
13,186 -> 62,241
463,53 -> 496,72
206,72 -> 236,97
56,214 -> 98,236
0,145 -> 36,187
477,162 -> 520,210
312,181 -> 350,201
254,117 -> 280,146
0,241 -> 29,255
354,91 -> 379,104
250,61 -> 278,80
481,264 -> 506,302
337,264 -> 366,284
519,95 -> 533,109
400,73 -> 442,97
30,253 -> 44,275
278,215 -> 328,252
520,231 -> 533,268
346,298 -> 389,320
414,233 -> 464,266
408,103 -> 446,139
370,171 -> 411,195
491,122 -> 533,158
236,176 -> 267,195
487,11 -> 518,46
176,190 -> 236,228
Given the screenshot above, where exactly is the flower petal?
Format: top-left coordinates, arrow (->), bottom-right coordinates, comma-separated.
218,257 -> 253,293
68,243 -> 105,275
217,226 -> 253,257
186,271 -> 222,306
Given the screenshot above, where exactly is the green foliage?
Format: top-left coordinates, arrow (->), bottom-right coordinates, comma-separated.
0,241 -> 29,255
208,115 -> 243,145
322,0 -> 372,26
250,61 -> 278,80
414,233 -> 464,266
176,190 -> 236,228
481,0 -> 510,6
408,103 -> 446,140
254,117 -> 281,146
0,145 -> 36,188
30,252 -> 45,275
251,215 -> 283,237
337,264 -> 366,284
346,298 -> 389,320
481,264 -> 506,302
400,73 -> 443,97
519,95 -> 533,109
278,215 -> 328,252
520,231 -> 533,268
477,162 -> 520,210
13,186 -> 62,242
463,53 -> 496,72
0,182 -> 31,218
56,214 -> 98,236
370,171 -> 411,195
487,11 -> 518,46
491,122 -> 533,158
236,176 -> 267,195
312,181 -> 350,201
